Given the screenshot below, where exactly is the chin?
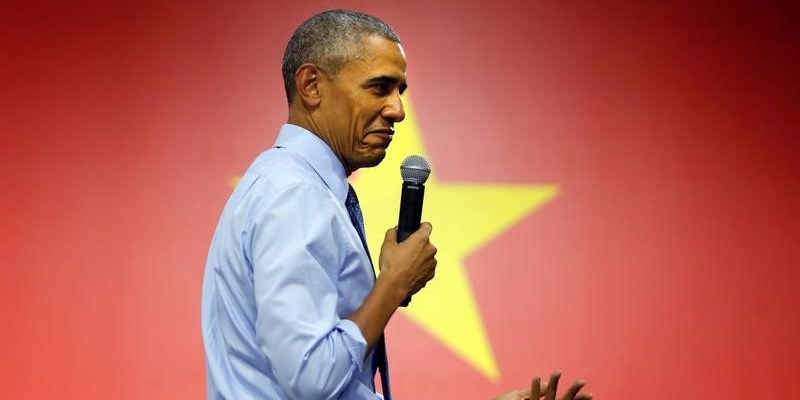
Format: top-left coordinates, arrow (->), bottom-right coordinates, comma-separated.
358,151 -> 387,169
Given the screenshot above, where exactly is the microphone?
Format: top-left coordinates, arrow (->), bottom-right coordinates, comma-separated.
397,154 -> 431,307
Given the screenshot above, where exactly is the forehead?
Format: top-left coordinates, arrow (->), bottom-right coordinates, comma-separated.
340,35 -> 407,80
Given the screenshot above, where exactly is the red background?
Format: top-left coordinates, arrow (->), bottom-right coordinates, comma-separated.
2,1 -> 798,399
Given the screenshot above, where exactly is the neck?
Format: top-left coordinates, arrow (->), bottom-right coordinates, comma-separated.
287,107 -> 355,176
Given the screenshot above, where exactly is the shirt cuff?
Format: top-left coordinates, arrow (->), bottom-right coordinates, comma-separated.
338,319 -> 368,371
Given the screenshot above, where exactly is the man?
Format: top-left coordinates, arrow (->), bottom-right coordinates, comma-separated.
201,9 -> 591,400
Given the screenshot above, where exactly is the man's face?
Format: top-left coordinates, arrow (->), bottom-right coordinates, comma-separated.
317,35 -> 408,173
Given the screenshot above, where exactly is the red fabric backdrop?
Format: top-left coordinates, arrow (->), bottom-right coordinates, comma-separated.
2,1 -> 798,399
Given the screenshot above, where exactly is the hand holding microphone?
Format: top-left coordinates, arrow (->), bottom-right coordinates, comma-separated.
378,155 -> 437,307
396,155 -> 432,306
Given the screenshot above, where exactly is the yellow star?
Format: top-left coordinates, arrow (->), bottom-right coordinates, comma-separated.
352,96 -> 559,381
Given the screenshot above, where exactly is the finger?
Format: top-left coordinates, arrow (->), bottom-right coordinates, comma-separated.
573,393 -> 592,400
559,380 -> 585,400
531,376 -> 541,399
546,371 -> 561,400
539,382 -> 548,394
419,270 -> 435,286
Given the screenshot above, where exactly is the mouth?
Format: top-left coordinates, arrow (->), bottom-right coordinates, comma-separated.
368,127 -> 395,136
367,127 -> 395,144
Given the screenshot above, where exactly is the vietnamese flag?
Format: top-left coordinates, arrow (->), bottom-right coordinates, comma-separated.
1,1 -> 797,400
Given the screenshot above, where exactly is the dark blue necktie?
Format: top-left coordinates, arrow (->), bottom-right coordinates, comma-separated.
345,184 -> 392,400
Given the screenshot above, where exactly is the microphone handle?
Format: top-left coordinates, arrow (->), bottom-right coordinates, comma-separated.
397,181 -> 425,306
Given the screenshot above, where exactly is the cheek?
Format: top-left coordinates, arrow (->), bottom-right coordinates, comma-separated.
359,101 -> 383,124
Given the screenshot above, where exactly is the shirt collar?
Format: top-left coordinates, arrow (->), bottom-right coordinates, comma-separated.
274,123 -> 349,204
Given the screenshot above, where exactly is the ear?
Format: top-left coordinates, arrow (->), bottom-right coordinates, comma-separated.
294,63 -> 323,107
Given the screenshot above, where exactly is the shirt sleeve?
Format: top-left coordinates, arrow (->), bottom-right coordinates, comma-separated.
249,181 -> 370,400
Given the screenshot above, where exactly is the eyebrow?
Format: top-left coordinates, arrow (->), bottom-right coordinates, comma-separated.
362,75 -> 408,94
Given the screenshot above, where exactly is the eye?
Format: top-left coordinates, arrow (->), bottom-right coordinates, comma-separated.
370,83 -> 392,95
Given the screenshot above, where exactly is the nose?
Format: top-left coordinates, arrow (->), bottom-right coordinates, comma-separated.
382,91 -> 405,123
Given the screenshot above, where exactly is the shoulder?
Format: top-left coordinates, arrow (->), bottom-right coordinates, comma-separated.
248,148 -> 324,190
228,147 -> 332,208
212,148 -> 337,241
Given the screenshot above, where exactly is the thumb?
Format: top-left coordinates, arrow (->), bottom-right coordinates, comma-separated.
384,226 -> 398,243
411,222 -> 432,238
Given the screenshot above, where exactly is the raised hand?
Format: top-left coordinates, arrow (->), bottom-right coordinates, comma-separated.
492,371 -> 591,400
531,371 -> 592,400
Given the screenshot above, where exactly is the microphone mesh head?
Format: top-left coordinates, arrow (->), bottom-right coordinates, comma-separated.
400,154 -> 431,184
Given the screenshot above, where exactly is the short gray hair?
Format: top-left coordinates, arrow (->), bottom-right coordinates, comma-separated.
282,9 -> 401,102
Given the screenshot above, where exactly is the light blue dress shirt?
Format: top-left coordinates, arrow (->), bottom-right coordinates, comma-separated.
201,124 -> 383,400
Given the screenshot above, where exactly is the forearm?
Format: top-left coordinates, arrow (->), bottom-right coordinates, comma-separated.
346,274 -> 407,353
